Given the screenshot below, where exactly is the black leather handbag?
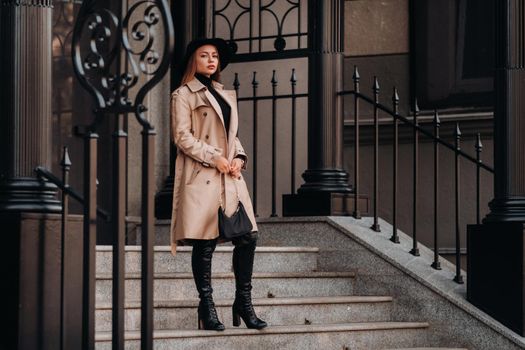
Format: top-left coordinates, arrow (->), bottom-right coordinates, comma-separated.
218,174 -> 253,240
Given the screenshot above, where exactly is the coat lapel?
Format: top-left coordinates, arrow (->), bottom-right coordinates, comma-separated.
203,89 -> 225,128
187,78 -> 226,130
214,88 -> 238,160
186,77 -> 238,160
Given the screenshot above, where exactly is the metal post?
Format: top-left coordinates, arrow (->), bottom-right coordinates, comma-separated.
60,147 -> 72,350
271,70 -> 278,217
112,117 -> 126,350
431,111 -> 441,270
475,133 -> 483,225
410,100 -> 420,256
291,69 -> 297,194
353,66 -> 361,219
454,123 -> 464,284
141,129 -> 156,350
390,88 -> 400,244
371,77 -> 380,231
82,132 -> 98,350
252,72 -> 259,216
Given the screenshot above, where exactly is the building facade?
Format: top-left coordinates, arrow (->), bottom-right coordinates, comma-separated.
3,0 -> 525,348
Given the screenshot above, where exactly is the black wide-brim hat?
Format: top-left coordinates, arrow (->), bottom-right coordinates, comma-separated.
181,38 -> 232,73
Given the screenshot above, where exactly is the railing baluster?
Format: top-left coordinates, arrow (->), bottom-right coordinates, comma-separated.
410,99 -> 420,256
353,66 -> 361,219
141,128 -> 156,350
252,72 -> 258,216
431,111 -> 441,270
371,77 -> 380,232
390,88 -> 400,243
454,123 -> 464,284
112,117 -> 126,350
60,146 -> 71,350
271,70 -> 278,217
82,131 -> 98,350
476,133 -> 483,225
291,69 -> 297,194
233,73 -> 240,95
249,0 -> 254,53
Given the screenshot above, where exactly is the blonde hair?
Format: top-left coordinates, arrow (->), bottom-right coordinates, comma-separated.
181,49 -> 222,86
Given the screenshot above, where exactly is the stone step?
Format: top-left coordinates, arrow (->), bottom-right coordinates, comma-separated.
95,295 -> 393,331
95,271 -> 356,303
96,246 -> 319,274
384,348 -> 469,350
95,321 -> 431,350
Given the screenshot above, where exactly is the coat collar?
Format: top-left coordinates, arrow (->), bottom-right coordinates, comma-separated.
186,77 -> 224,92
185,76 -> 237,161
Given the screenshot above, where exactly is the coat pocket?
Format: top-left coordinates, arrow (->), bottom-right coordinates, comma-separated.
186,161 -> 203,185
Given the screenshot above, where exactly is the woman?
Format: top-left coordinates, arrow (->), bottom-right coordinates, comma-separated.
169,38 -> 267,331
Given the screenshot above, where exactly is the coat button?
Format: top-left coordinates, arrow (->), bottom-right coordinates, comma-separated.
203,112 -> 207,116
205,135 -> 209,139
206,180 -> 210,184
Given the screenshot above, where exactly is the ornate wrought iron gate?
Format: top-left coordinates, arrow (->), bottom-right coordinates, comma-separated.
207,0 -> 312,216
70,1 -> 173,349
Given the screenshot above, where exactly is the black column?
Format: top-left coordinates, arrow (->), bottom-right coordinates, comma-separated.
467,0 -> 525,336
484,0 -> 525,223
155,0 -> 206,219
283,0 -> 360,216
0,0 -> 60,213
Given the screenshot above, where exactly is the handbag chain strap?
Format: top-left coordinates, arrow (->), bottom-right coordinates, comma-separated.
219,172 -> 241,210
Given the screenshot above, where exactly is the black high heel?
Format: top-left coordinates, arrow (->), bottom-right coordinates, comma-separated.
232,299 -> 267,329
232,309 -> 241,327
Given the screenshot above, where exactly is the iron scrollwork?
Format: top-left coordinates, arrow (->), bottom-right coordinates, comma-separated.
212,0 -> 307,55
260,0 -> 300,51
71,0 -> 174,129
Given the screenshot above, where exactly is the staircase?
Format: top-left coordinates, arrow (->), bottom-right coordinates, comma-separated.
93,217 -> 518,349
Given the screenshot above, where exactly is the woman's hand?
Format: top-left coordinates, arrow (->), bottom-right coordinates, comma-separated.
214,156 -> 230,174
229,158 -> 243,178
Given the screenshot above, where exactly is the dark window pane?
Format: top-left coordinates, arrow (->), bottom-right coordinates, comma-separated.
462,0 -> 495,79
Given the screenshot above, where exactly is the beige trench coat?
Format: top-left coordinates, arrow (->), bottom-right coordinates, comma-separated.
169,77 -> 258,255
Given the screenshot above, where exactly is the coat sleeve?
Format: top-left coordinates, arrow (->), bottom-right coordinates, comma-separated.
171,91 -> 223,168
234,137 -> 248,170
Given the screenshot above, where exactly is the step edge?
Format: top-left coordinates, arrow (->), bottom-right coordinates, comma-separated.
96,246 -> 320,253
95,321 -> 430,341
95,271 -> 357,280
95,295 -> 394,309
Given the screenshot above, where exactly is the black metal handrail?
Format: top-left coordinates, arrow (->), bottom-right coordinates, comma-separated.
341,66 -> 494,283
35,166 -> 111,221
338,90 -> 495,173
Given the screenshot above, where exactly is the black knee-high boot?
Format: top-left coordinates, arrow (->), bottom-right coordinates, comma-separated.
191,239 -> 225,331
231,233 -> 268,329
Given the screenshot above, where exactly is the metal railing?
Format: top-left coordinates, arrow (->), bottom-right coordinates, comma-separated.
232,69 -> 308,217
35,165 -> 111,221
340,66 -> 494,283
70,0 -> 174,349
36,151 -> 76,350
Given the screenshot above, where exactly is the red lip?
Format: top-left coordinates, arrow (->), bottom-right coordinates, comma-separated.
207,66 -> 215,69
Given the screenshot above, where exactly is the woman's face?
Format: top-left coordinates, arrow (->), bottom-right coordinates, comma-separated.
195,44 -> 219,77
